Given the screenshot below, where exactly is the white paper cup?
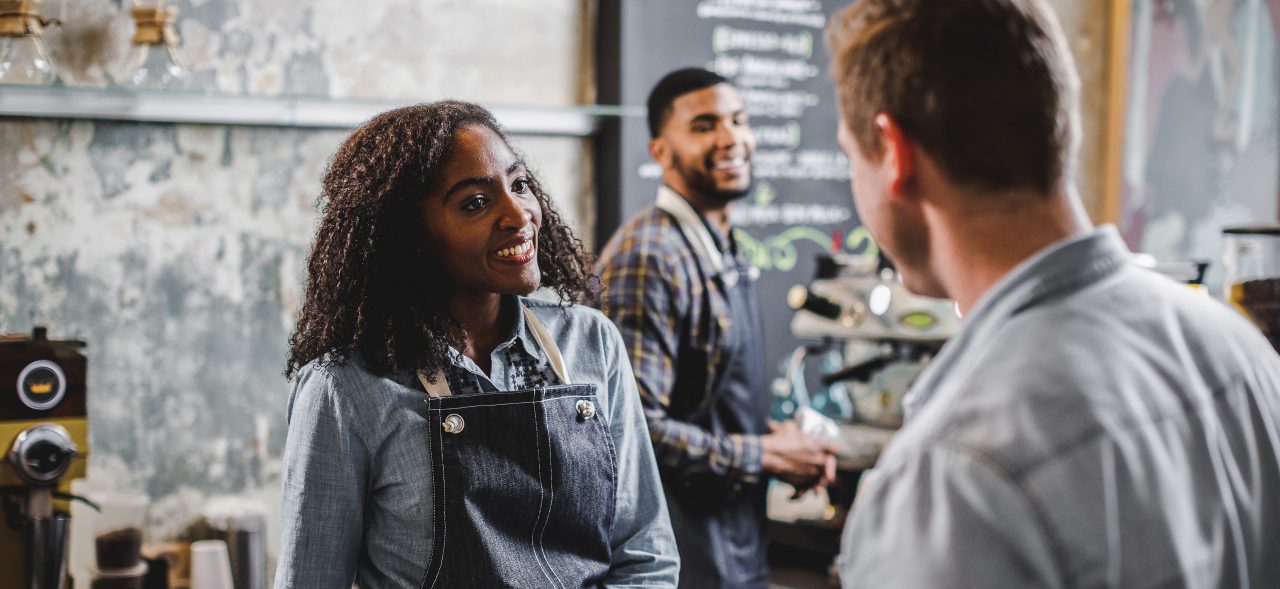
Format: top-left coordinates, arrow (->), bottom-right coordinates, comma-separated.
189,540 -> 234,589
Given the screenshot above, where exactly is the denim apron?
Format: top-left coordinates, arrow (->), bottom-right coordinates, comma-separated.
416,306 -> 618,588
658,189 -> 771,589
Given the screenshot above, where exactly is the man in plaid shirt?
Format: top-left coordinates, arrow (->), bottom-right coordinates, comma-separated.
598,68 -> 839,588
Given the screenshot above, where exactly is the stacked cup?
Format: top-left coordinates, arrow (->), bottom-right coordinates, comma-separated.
189,540 -> 235,589
89,494 -> 149,589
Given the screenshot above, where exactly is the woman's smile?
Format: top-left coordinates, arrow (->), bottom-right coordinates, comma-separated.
494,234 -> 536,264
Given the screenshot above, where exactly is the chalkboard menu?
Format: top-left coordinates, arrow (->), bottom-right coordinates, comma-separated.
597,0 -> 876,393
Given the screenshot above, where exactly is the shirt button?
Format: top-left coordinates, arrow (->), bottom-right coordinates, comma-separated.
576,400 -> 596,419
442,413 -> 465,434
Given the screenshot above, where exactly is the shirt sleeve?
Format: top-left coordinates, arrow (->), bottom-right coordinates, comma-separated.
274,365 -> 368,589
599,236 -> 763,486
601,319 -> 681,588
837,445 -> 1064,589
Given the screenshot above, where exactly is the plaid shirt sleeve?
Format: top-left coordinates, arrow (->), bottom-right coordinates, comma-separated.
598,219 -> 763,486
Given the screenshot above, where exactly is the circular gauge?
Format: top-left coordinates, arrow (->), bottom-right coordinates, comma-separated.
16,359 -> 67,411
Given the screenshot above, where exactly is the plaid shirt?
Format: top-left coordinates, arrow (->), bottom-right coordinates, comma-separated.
597,195 -> 764,487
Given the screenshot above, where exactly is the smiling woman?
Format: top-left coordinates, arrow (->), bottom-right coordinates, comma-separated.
276,101 -> 680,589
286,102 -> 593,381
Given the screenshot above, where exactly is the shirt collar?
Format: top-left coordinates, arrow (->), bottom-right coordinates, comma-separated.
966,224 -> 1130,322
446,295 -> 548,377
505,295 -> 544,360
903,225 -> 1131,416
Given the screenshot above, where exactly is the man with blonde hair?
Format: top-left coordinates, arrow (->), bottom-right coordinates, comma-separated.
826,1 -> 1280,587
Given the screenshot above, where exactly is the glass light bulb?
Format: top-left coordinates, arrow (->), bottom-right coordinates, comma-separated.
0,34 -> 57,84
119,42 -> 187,90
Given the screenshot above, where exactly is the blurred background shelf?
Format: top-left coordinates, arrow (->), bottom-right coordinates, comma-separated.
0,84 -> 642,136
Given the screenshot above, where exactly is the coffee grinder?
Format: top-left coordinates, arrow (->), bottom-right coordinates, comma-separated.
1,327 -> 88,589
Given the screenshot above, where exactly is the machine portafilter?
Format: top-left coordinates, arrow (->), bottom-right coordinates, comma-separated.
6,424 -> 77,589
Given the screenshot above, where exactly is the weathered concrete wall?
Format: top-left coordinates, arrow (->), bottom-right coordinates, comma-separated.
0,0 -> 589,565
0,120 -> 332,541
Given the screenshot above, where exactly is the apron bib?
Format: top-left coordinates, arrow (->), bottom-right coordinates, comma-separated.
417,306 -> 619,588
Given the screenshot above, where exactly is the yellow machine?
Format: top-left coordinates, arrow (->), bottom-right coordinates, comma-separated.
1,327 -> 88,589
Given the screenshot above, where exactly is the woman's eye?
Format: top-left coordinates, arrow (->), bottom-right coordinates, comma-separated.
461,196 -> 488,212
512,178 -> 531,194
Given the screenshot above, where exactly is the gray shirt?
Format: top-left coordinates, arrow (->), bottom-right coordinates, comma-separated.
838,226 -> 1280,589
276,297 -> 679,588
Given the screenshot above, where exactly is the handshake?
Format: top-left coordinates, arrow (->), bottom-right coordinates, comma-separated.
760,410 -> 842,494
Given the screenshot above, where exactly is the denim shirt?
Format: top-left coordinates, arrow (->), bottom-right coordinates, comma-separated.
276,297 -> 680,588
838,226 -> 1280,588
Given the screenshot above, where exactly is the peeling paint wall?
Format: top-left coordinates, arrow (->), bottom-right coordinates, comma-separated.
1,120 -> 335,544
0,0 -> 589,567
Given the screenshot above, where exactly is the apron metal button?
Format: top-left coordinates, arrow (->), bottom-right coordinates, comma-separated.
442,413 -> 465,434
576,400 -> 596,419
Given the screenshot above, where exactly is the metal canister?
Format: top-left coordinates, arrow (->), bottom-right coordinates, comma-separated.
223,515 -> 266,589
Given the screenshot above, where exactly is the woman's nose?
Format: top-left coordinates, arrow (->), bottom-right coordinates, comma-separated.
496,192 -> 532,230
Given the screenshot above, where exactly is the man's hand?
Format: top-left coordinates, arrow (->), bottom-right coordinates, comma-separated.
760,420 -> 840,493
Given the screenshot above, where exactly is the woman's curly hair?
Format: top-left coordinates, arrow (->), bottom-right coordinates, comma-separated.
287,101 -> 597,379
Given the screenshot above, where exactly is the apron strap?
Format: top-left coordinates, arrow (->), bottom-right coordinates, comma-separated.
417,301 -> 571,397
522,305 -> 571,385
656,185 -> 737,287
418,370 -> 453,398
656,186 -> 761,285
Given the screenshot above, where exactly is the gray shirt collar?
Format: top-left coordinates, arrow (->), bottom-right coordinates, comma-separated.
904,225 -> 1132,416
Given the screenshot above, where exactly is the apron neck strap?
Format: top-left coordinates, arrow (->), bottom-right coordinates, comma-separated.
418,301 -> 571,397
656,185 -> 727,276
522,305 -> 570,384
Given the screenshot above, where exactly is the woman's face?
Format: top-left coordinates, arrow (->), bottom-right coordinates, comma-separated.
420,124 -> 543,297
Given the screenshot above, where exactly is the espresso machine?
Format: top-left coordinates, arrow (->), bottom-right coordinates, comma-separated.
785,254 -> 959,429
1,327 -> 88,589
764,255 -> 960,561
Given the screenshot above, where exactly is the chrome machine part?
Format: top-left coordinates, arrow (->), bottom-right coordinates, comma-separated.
5,424 -> 77,589
6,424 -> 77,490
789,276 -> 959,343
786,258 -> 957,427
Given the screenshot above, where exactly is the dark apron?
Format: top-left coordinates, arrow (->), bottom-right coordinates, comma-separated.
657,187 -> 771,589
417,306 -> 619,589
669,252 -> 770,589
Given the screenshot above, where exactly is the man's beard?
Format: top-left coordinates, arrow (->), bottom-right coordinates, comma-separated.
673,153 -> 752,203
